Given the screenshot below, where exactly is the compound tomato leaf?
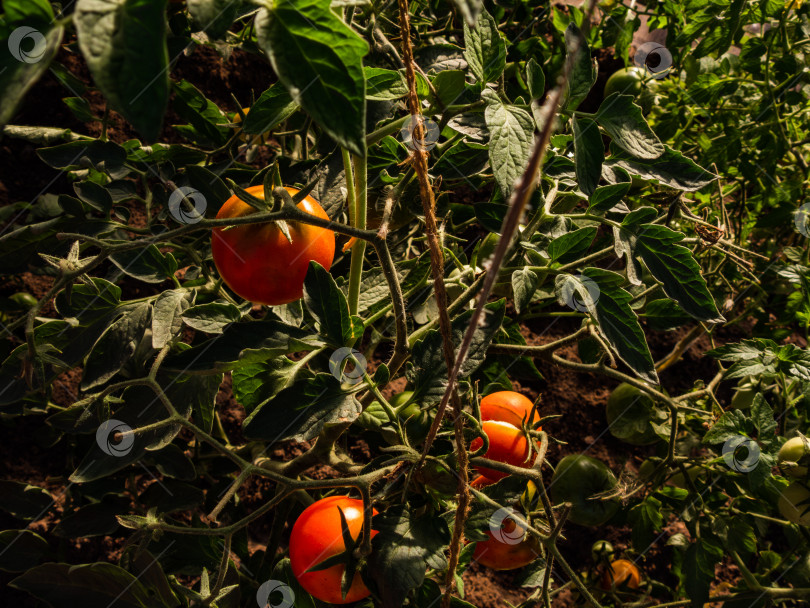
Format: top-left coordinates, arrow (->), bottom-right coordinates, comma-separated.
0,24 -> 63,130
232,357 -> 312,415
0,530 -> 50,572
556,269 -> 657,383
10,562 -> 154,608
255,0 -> 368,156
242,373 -> 362,442
563,22 -> 596,111
463,9 -> 505,84
304,261 -> 361,347
619,223 -> 725,323
152,289 -> 190,349
162,320 -> 322,373
587,182 -> 631,214
511,267 -> 539,314
242,82 -> 298,134
604,145 -> 718,192
484,89 -> 534,196
74,0 -> 169,141
0,481 -> 53,520
187,0 -> 240,39
573,117 -> 603,196
181,302 -> 242,334
366,506 -> 450,608
595,93 -> 664,159
81,302 -> 151,390
407,299 -> 505,404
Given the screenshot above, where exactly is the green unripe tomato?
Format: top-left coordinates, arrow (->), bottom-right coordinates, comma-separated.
779,482 -> 810,525
550,454 -> 620,526
779,436 -> 810,478
9,292 -> 37,308
604,67 -> 656,113
606,383 -> 660,446
392,391 -> 432,446
591,540 -> 614,562
730,376 -> 758,409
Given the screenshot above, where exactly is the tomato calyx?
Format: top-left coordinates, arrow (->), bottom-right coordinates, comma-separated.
302,505 -> 370,601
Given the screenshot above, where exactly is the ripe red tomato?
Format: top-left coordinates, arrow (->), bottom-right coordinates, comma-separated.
480,391 -> 540,428
473,517 -> 540,570
289,496 -> 377,604
211,186 -> 335,305
600,559 -> 642,591
470,420 -> 531,481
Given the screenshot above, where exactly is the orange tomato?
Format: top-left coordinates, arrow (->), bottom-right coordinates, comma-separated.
470,420 -> 531,481
473,517 -> 541,570
480,391 -> 540,428
600,559 -> 642,591
289,496 -> 378,604
211,186 -> 335,305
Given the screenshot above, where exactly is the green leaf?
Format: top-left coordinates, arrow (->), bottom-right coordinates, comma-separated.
407,300 -> 505,404
526,58 -> 545,100
573,117 -> 603,196
0,481 -> 53,520
0,530 -> 50,572
605,145 -> 717,192
642,299 -> 691,331
255,0 -> 368,156
81,302 -> 151,390
3,0 -> 55,24
683,540 -> 723,608
618,222 -> 725,323
365,67 -> 408,101
587,182 -> 630,214
171,80 -> 230,147
512,267 -> 539,314
242,81 -> 298,134
181,302 -> 242,334
483,89 -> 534,196
163,320 -> 323,373
109,245 -> 177,284
243,373 -> 361,442
628,497 -> 663,551
184,373 -> 222,434
74,0 -> 169,141
231,356 -> 309,414
548,227 -> 597,264
304,261 -> 362,347
563,23 -> 596,110
0,24 -> 63,129
449,0 -> 482,27
151,289 -> 189,349
11,562 -> 155,608
429,70 -> 466,107
463,9 -> 505,84
595,93 -> 664,159
187,0 -> 240,39
366,506 -> 450,608
54,502 -> 121,538
556,269 -> 656,383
